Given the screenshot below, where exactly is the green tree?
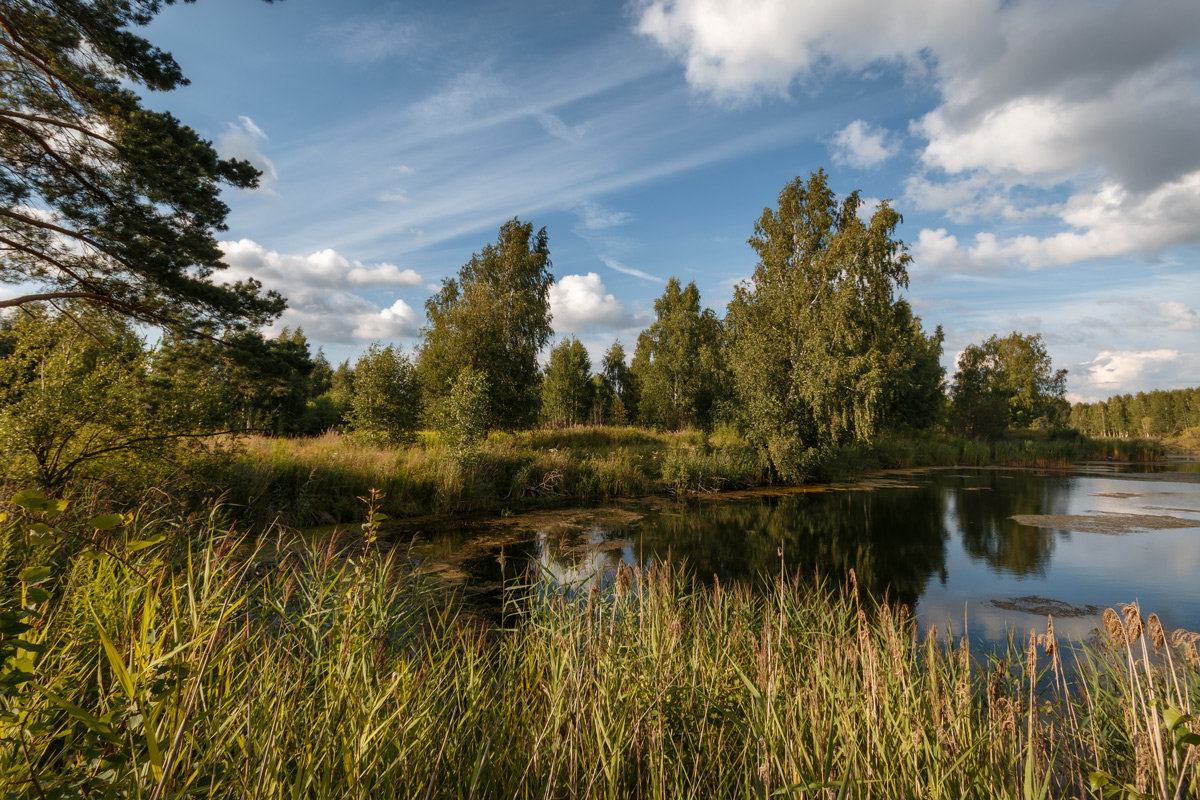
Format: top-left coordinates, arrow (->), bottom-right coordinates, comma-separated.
949,332 -> 1069,436
418,219 -> 552,428
0,0 -> 282,331
0,305 -> 200,489
541,337 -> 593,427
725,170 -> 940,478
436,367 -> 490,464
346,344 -> 421,446
600,340 -> 635,425
153,327 -> 315,434
631,278 -> 724,430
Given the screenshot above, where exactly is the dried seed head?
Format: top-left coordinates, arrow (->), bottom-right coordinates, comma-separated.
1042,617 -> 1058,658
1172,629 -> 1200,667
1147,613 -> 1166,650
615,561 -> 632,599
1103,607 -> 1127,647
1134,731 -> 1151,794
1121,603 -> 1144,641
1026,634 -> 1038,677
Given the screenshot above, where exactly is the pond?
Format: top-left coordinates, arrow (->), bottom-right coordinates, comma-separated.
392,457 -> 1200,645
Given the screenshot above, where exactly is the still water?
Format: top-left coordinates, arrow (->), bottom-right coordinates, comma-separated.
399,459 -> 1200,644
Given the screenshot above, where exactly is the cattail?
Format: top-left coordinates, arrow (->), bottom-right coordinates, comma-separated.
1043,616 -> 1057,658
1103,607 -> 1127,647
1121,603 -> 1144,641
1134,731 -> 1151,794
1147,613 -> 1166,650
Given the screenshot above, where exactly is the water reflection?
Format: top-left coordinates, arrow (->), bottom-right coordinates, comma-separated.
398,465 -> 1200,642
953,472 -> 1072,576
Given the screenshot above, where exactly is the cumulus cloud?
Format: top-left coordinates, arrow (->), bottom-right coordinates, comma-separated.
216,116 -> 278,193
1078,349 -> 1179,393
636,0 -> 1200,270
549,273 -> 642,332
217,239 -> 424,344
830,120 -> 898,168
1160,301 -> 1200,332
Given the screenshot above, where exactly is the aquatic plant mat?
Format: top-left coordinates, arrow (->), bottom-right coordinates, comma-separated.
1011,512 -> 1198,535
2,498 -> 1199,798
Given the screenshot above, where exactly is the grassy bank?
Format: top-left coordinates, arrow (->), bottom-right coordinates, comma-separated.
181,427 -> 1163,528
2,495 -> 1196,799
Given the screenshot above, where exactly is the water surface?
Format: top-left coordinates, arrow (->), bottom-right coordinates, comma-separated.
395,460 -> 1200,644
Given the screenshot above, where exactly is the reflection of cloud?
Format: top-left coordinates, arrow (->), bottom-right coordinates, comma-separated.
533,529 -> 625,589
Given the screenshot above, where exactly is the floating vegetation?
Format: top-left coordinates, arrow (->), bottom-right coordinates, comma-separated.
1010,512 -> 1198,535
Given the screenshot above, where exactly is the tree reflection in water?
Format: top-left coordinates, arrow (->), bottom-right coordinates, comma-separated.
952,471 -> 1073,577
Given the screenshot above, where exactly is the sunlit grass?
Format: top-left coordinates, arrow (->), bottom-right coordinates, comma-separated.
2,495 -> 1195,799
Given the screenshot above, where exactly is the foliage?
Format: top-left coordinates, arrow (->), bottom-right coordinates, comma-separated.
0,305 -> 197,489
1071,386 -> 1200,439
540,337 -> 593,427
725,170 -> 942,480
419,219 -> 552,429
0,0 -> 282,331
153,326 -> 320,435
346,343 -> 422,446
599,340 -> 635,425
631,278 -> 725,430
435,367 -> 491,464
950,332 -> 1069,437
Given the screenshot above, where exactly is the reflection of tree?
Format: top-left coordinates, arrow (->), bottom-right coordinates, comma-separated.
954,473 -> 1072,576
632,486 -> 949,609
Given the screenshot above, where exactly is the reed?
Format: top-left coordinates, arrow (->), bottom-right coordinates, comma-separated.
2,491 -> 1196,799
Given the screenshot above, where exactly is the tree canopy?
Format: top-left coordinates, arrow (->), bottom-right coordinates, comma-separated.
418,218 -> 552,429
950,332 -> 1068,437
541,337 -> 592,427
0,0 -> 282,331
725,170 -> 942,479
631,278 -> 725,431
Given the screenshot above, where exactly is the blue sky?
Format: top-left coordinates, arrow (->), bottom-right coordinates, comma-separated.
140,0 -> 1200,402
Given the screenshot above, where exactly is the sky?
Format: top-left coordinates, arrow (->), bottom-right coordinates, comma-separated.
136,0 -> 1200,402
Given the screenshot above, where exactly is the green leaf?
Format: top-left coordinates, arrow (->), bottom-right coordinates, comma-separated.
1176,730 -> 1200,748
19,565 -> 52,585
126,534 -> 166,553
1163,707 -> 1191,731
26,587 -> 51,604
11,490 -> 47,511
89,513 -> 125,531
1088,772 -> 1114,790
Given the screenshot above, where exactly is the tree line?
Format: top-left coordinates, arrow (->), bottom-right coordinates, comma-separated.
3,170 -> 1087,489
1070,387 -> 1200,438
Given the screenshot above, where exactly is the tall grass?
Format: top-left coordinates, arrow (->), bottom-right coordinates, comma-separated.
173,428 -> 1164,529
3,494 -> 1196,799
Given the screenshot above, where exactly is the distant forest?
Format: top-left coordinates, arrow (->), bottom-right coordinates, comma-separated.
1070,387 -> 1200,438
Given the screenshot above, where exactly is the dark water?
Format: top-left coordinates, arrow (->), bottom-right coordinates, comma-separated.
397,459 -> 1200,644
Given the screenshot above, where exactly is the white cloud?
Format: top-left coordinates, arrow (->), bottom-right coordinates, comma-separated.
549,273 -> 642,332
601,257 -> 659,283
830,120 -> 897,169
636,0 -> 1200,269
216,116 -> 278,193
1078,349 -> 1179,393
216,239 -> 424,344
536,112 -> 588,142
1160,301 -> 1200,332
379,189 -> 412,203
913,171 -> 1200,274
573,201 -> 633,231
220,239 -> 423,290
